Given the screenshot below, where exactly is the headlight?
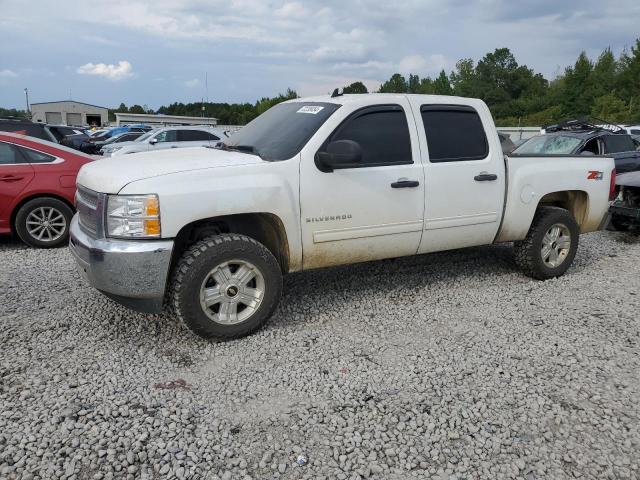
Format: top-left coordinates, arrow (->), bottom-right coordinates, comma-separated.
106,194 -> 161,238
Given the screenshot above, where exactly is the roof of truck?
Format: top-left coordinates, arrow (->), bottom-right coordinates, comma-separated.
284,93 -> 484,106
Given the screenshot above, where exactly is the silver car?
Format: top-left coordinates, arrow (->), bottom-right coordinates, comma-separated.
103,126 -> 226,157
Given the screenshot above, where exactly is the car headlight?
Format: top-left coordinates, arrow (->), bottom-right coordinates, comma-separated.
106,194 -> 161,238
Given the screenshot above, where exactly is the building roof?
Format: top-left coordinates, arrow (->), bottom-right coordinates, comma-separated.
30,100 -> 108,110
115,112 -> 218,122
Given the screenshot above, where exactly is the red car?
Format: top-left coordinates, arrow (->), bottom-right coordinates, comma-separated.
0,132 -> 93,247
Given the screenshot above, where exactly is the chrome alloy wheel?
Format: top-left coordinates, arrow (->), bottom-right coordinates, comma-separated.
25,206 -> 67,242
199,259 -> 265,325
541,223 -> 571,268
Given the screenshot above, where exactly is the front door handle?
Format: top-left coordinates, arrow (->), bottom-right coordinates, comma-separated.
391,179 -> 420,188
0,175 -> 24,182
474,173 -> 498,181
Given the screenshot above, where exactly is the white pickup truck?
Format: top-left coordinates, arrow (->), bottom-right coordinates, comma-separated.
69,93 -> 615,339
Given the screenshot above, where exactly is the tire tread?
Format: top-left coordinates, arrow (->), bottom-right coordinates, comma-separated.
169,233 -> 282,339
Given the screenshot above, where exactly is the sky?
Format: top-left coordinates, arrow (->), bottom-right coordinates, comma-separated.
1,0 -> 639,109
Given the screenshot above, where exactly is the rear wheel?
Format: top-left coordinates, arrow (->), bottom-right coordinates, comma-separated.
15,197 -> 73,248
170,234 -> 283,339
514,207 -> 579,280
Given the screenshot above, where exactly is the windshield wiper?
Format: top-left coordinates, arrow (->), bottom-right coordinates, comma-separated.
214,143 -> 262,158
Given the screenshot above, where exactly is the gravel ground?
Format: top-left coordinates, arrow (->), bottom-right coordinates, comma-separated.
1,231 -> 639,480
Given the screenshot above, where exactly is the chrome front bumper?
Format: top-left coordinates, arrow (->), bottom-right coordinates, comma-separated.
69,214 -> 174,313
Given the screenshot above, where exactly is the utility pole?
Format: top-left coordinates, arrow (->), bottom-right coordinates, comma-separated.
205,72 -> 209,124
24,88 -> 30,118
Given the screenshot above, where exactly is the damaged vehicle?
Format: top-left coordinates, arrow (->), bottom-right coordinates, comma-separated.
513,119 -> 640,174
610,171 -> 640,231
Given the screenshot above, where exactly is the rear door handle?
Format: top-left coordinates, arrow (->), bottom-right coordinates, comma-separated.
391,179 -> 420,188
0,175 -> 24,182
474,173 -> 498,181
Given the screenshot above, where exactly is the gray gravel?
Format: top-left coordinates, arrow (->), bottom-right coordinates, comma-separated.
1,231 -> 639,480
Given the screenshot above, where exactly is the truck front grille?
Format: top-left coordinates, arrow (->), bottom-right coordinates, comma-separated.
75,185 -> 104,237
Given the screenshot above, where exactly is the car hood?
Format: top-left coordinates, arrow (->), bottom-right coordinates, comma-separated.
77,147 -> 265,193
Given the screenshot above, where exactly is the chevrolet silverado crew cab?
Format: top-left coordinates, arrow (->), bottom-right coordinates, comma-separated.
69,94 -> 615,339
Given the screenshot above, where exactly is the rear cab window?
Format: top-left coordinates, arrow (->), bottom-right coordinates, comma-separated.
420,105 -> 488,162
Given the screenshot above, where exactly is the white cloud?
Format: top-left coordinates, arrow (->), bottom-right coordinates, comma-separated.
275,2 -> 307,18
80,34 -> 119,46
184,78 -> 200,88
2,0 -> 640,107
0,69 -> 17,78
399,54 -> 450,76
76,60 -> 133,80
399,55 -> 428,74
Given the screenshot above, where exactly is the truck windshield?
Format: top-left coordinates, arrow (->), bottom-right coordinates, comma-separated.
512,135 -> 583,155
222,102 -> 340,161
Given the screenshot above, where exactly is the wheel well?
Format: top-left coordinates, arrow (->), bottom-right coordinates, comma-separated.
170,213 -> 290,274
10,193 -> 75,232
537,190 -> 589,227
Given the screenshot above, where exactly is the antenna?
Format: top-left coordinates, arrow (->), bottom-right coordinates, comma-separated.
205,72 -> 209,104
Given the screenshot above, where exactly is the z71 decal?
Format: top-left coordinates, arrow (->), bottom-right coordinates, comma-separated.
587,170 -> 603,180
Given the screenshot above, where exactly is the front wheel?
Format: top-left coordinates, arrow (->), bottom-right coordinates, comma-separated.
513,206 -> 579,280
170,234 -> 283,339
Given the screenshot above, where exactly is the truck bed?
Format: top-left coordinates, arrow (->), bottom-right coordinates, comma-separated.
496,154 -> 614,242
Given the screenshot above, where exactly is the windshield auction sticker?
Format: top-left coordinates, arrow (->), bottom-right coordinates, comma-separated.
297,106 -> 324,114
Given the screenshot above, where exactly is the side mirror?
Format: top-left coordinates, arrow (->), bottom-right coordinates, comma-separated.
580,150 -> 595,156
149,138 -> 158,145
315,140 -> 362,172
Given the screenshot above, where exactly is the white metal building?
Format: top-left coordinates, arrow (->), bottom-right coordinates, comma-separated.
30,100 -> 109,126
115,112 -> 218,127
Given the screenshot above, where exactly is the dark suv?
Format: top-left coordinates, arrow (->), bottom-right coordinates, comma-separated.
0,117 -> 84,144
512,120 -> 640,174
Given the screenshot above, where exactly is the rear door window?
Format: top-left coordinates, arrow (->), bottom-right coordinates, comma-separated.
177,130 -> 212,142
421,105 -> 488,162
154,130 -> 178,143
603,134 -> 635,153
16,146 -> 56,163
0,142 -> 24,164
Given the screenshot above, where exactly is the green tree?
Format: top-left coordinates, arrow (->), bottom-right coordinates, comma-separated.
378,73 -> 408,93
343,81 -> 368,94
432,70 -> 452,95
407,74 -> 421,93
561,51 -> 594,117
450,59 -> 476,97
0,107 -> 27,118
591,93 -> 630,123
128,104 -> 146,114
